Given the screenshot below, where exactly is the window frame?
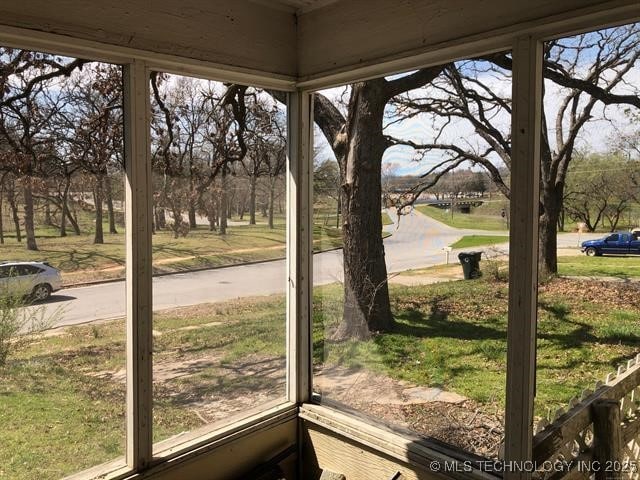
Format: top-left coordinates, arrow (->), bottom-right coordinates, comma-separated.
299,9 -> 640,480
0,26 -> 297,480
0,3 -> 638,479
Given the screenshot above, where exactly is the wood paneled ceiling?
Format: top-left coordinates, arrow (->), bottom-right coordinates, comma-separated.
250,0 -> 339,13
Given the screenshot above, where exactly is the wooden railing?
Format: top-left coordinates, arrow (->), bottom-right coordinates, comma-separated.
532,353 -> 640,479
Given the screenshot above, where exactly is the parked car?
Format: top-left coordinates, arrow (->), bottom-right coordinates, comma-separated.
0,261 -> 62,301
581,232 -> 640,257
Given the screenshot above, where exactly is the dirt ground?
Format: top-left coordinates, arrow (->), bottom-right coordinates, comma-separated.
315,365 -> 504,458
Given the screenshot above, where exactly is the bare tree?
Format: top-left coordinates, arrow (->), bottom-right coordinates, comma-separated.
0,49 -> 85,251
247,98 -> 286,229
565,152 -> 640,231
314,157 -> 341,228
391,24 -> 640,276
309,68 -> 444,340
62,63 -> 123,244
151,74 -> 206,238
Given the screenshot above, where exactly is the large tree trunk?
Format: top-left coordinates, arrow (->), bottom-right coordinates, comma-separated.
248,174 -> 257,225
0,185 -> 4,244
188,173 -> 198,229
44,200 -> 52,226
207,204 -> 217,231
105,174 -> 118,234
59,186 -> 70,236
66,204 -> 81,235
7,183 -> 21,242
188,205 -> 197,229
219,170 -> 228,235
155,206 -> 166,230
59,193 -> 67,237
268,177 -> 275,229
170,202 -> 184,238
60,178 -> 80,236
94,175 -> 104,244
558,207 -> 565,232
539,185 -> 563,278
23,179 -> 38,251
333,81 -> 394,341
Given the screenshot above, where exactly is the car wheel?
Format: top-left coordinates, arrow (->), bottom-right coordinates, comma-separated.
32,283 -> 52,302
585,247 -> 597,257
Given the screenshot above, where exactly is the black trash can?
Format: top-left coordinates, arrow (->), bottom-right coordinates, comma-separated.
458,251 -> 482,279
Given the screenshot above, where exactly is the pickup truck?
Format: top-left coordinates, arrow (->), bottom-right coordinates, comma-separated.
581,232 -> 640,256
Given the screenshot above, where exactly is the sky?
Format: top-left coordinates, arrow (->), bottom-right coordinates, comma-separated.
313,29 -> 640,178
2,31 -> 637,180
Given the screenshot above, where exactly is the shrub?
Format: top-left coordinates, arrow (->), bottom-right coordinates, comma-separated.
0,290 -> 62,366
482,247 -> 509,282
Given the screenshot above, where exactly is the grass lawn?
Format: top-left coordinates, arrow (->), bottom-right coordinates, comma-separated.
415,204 -> 507,231
0,216 -> 343,284
393,263 -> 462,277
313,277 -> 640,419
381,211 -> 394,226
558,254 -> 640,279
0,223 -> 289,284
0,296 -> 286,480
3,272 -> 638,476
449,235 -> 509,249
0,204 -> 394,285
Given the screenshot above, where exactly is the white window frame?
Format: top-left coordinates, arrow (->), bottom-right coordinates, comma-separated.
298,6 -> 639,480
0,2 -> 639,478
0,24 -> 298,480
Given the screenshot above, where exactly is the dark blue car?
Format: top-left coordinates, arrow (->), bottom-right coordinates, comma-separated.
581,232 -> 640,257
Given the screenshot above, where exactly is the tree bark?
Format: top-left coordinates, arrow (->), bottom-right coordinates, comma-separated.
105,174 -> 118,234
333,81 -> 394,340
7,182 -> 21,243
66,203 -> 81,236
557,207 -> 565,232
60,178 -> 80,236
60,190 -> 67,237
207,205 -> 217,231
188,204 -> 197,229
307,68 -> 443,340
219,170 -> 228,235
268,177 -> 275,229
23,179 -> 38,251
94,174 -> 104,244
44,200 -> 52,226
170,204 -> 183,238
155,207 -> 166,230
539,185 -> 563,278
0,184 -> 4,245
248,174 -> 257,225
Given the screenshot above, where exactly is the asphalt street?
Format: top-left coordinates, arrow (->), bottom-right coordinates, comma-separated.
38,209 -> 600,328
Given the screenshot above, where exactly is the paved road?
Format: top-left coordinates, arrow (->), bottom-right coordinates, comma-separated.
39,210 -> 601,328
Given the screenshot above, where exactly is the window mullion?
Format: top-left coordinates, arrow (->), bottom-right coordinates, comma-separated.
287,90 -> 314,405
123,59 -> 154,470
504,35 -> 542,479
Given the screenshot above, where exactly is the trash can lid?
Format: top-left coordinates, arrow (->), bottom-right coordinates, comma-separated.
458,251 -> 482,260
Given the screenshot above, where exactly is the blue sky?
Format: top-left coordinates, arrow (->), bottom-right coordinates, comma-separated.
313,41 -> 640,177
